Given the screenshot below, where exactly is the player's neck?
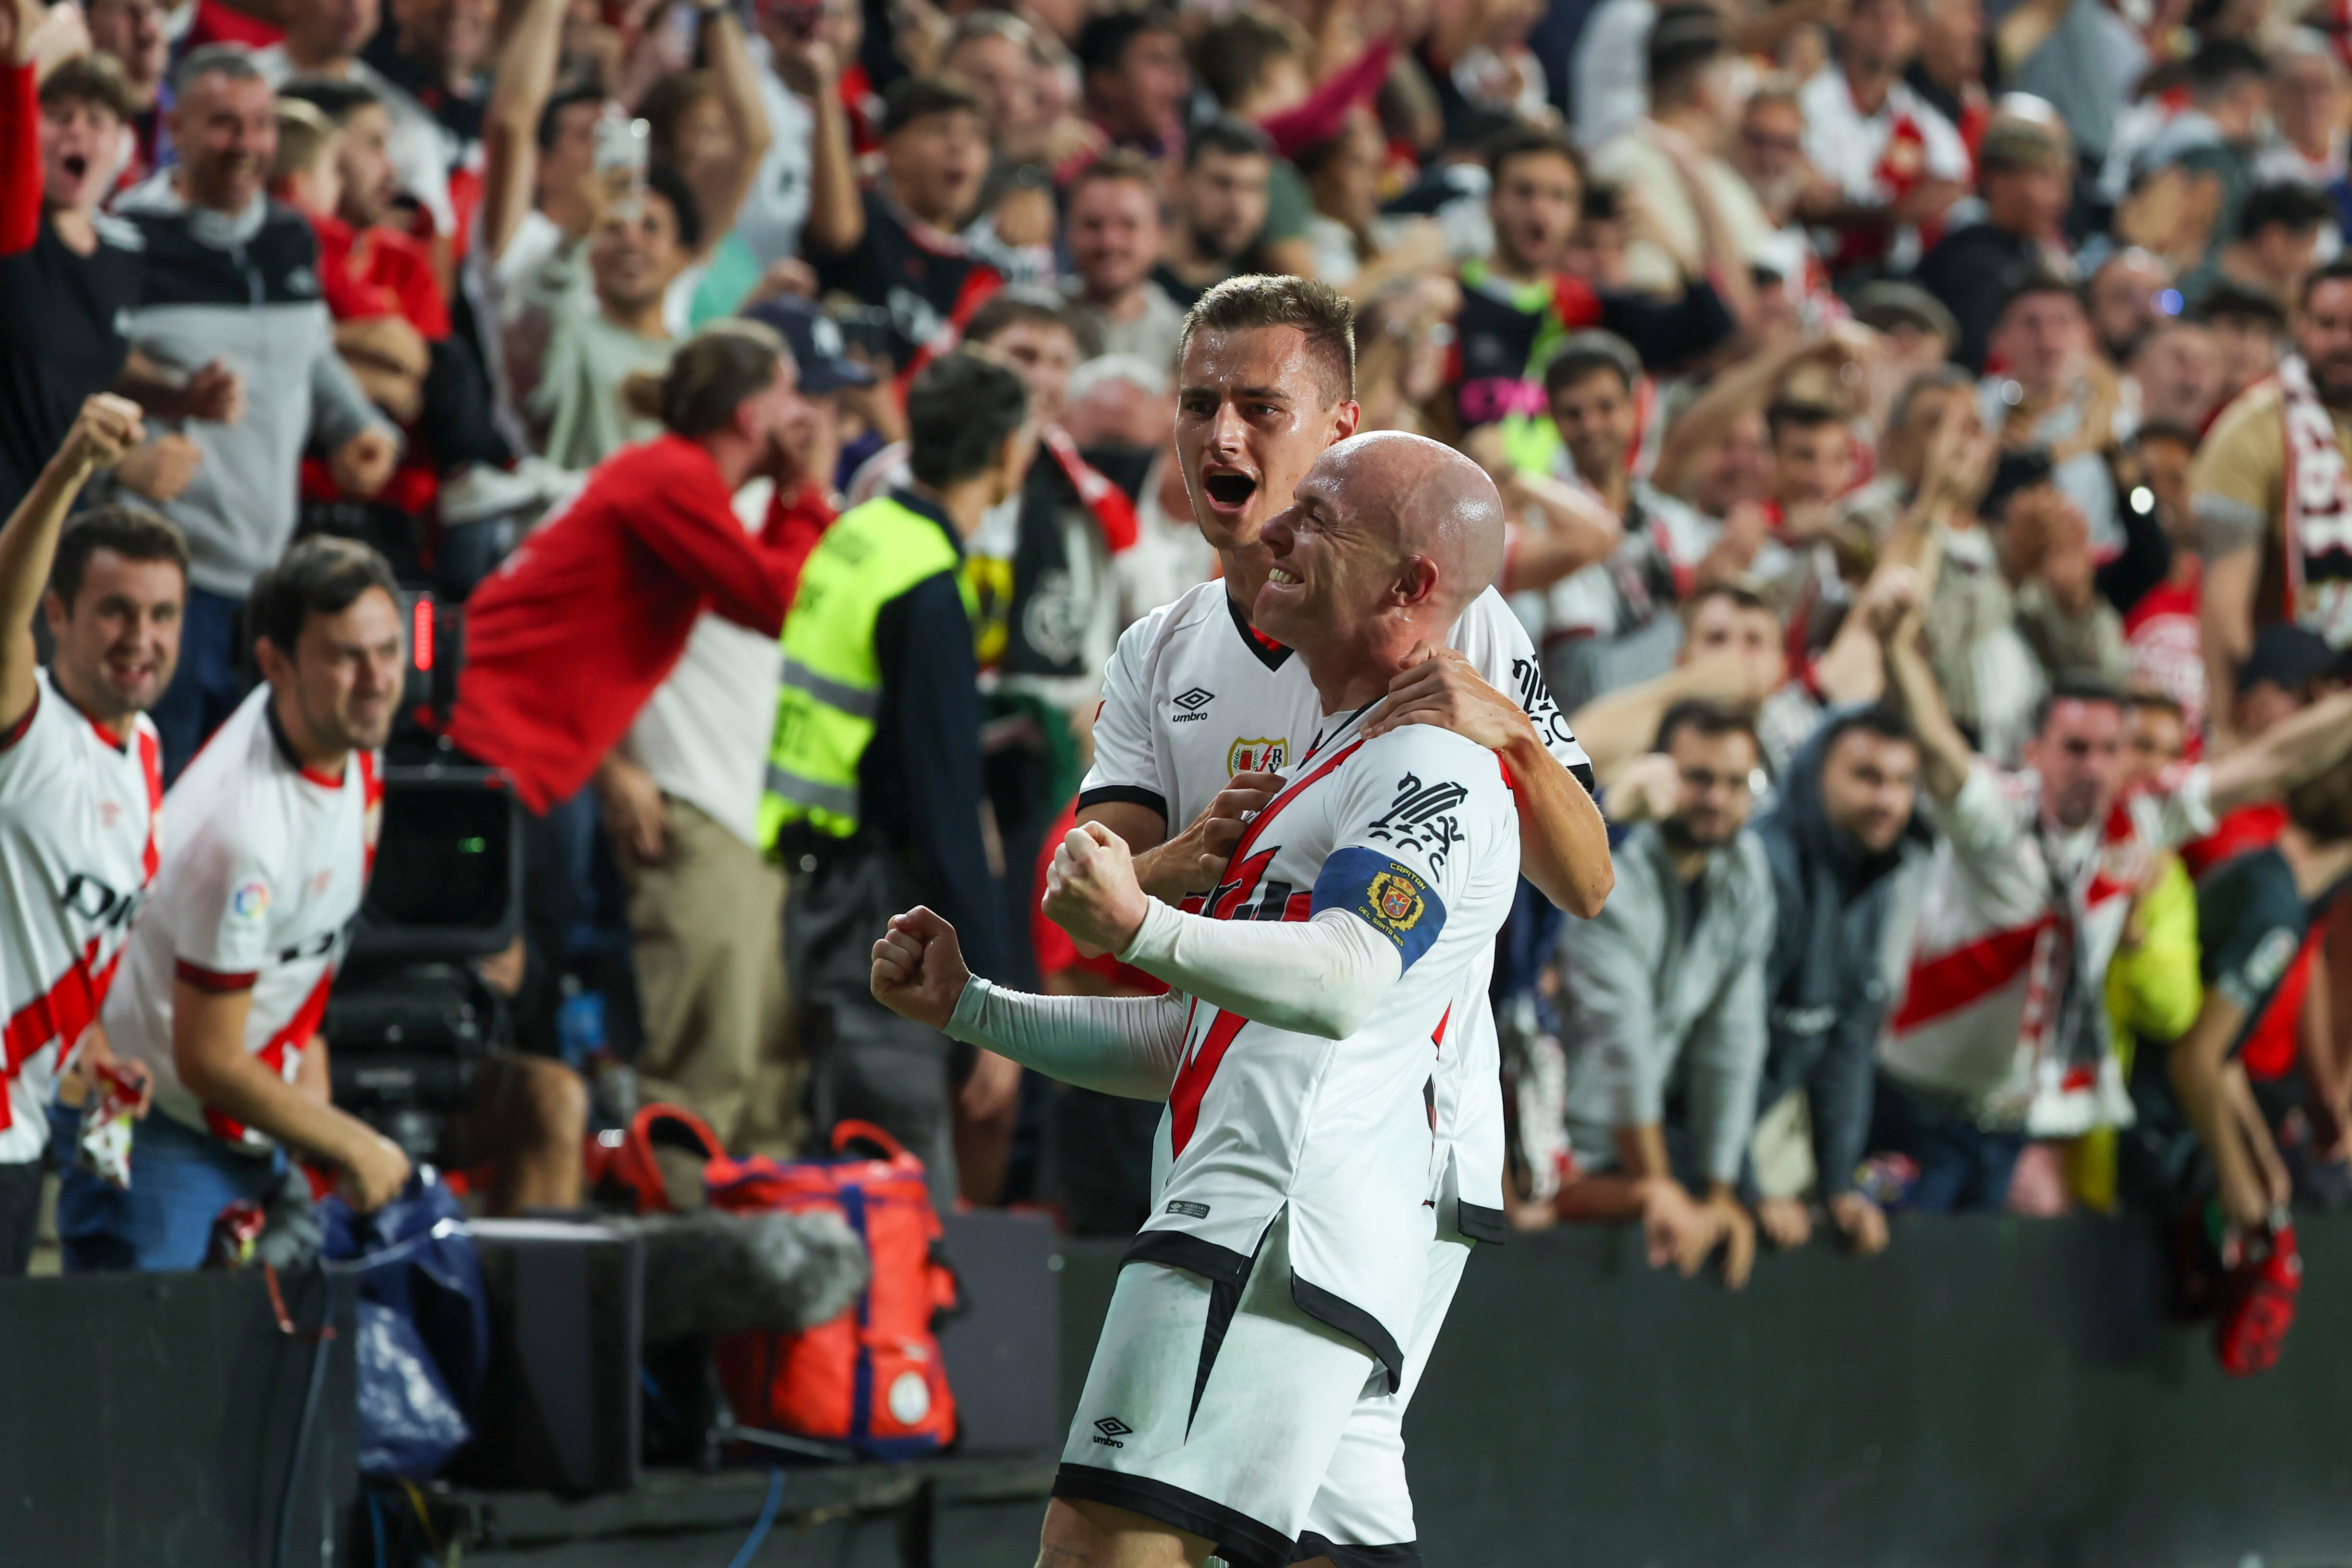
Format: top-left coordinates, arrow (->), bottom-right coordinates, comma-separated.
1218,544 -> 1272,613
269,687 -> 350,779
2280,823 -> 2352,896
50,665 -> 135,747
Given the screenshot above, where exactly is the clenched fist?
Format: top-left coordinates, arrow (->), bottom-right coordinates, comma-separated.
57,393 -> 145,475
870,906 -> 972,1030
1042,821 -> 1149,957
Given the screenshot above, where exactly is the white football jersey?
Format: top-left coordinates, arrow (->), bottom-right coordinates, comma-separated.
1080,581 -> 1589,1238
1136,710 -> 1519,1385
0,670 -> 164,1163
105,686 -> 382,1151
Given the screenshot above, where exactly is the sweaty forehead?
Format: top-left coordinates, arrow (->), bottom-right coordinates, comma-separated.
1180,325 -> 1341,407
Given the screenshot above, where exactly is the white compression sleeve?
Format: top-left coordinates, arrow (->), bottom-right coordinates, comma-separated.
1115,901 -> 1403,1040
944,980 -> 1191,1101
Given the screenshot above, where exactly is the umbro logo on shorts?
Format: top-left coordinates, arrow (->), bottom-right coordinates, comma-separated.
1172,687 -> 1215,722
1092,1416 -> 1132,1449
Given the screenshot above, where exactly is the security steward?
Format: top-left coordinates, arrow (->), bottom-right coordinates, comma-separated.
760,352 -> 1036,1198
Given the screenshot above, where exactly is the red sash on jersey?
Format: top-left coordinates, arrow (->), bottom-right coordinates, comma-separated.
1166,738 -> 1364,1157
0,940 -> 122,1129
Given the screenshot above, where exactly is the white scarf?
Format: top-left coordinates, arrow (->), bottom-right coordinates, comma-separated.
2273,353 -> 2352,646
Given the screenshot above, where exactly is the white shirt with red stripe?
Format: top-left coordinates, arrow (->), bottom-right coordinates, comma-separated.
1798,67 -> 1970,274
1135,707 -> 1520,1362
0,669 -> 163,1164
1080,581 -> 1590,1240
103,685 -> 382,1152
1881,761 -> 2213,1132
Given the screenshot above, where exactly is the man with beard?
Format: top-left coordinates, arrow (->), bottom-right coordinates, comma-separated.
2193,259 -> 2352,742
1747,700 -> 1927,1257
1449,123 -> 1734,475
60,536 -> 413,1270
1152,118 -> 1275,309
1073,275 -> 1608,1566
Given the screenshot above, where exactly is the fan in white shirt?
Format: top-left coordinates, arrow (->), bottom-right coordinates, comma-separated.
0,396 -> 179,1275
875,431 -> 1526,1568
1796,0 -> 1971,278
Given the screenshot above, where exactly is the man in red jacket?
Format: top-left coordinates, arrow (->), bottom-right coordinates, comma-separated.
447,320 -> 810,1045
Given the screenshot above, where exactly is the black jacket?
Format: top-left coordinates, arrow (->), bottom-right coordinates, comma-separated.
1750,712 -> 1931,1196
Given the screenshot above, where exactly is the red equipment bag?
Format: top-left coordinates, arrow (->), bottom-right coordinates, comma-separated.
707,1120 -> 961,1457
583,1102 -> 729,1214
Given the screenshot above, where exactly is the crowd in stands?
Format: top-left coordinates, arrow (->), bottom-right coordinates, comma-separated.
6,0 -> 2352,1319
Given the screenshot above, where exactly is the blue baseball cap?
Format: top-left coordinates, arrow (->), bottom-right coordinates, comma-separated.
743,295 -> 875,396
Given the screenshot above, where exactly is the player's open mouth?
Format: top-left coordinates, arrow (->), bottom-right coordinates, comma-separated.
1202,472 -> 1257,510
1266,566 -> 1301,586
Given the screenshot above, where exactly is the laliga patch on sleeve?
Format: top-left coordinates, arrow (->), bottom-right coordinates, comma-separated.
1312,846 -> 1447,969
228,879 -> 270,925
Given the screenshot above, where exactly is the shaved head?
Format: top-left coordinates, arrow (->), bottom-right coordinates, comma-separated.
1253,431 -> 1507,704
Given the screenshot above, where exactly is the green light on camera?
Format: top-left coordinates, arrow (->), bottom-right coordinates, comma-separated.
458,837 -> 485,853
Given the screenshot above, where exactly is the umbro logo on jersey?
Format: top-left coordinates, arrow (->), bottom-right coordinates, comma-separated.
1092,1416 -> 1133,1449
1171,687 -> 1215,722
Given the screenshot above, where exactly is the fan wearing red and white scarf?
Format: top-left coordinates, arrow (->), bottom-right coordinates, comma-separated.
2275,352 -> 2352,645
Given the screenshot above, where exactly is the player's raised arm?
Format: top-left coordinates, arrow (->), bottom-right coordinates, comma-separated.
0,394 -> 143,732
870,905 -> 1192,1100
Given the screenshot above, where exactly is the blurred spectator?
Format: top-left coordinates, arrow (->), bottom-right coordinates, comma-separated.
1452,124 -> 1732,475
83,0 -> 171,183
1913,118 -> 2075,374
808,74 -> 998,377
1981,270 -> 2124,560
628,1 -> 778,323
447,324 -> 809,1046
1074,5 -> 1188,163
2177,180 -> 2334,313
2128,316 -> 2224,432
2259,31 -> 2349,192
119,45 -> 399,775
1994,0 -> 2140,172
252,0 -> 457,236
1062,150 -> 1184,368
0,44 -> 178,520
364,0 -> 491,155
1797,0 -> 1970,280
2085,247 -> 2174,367
594,301 -> 861,1150
1907,0 -> 1988,154
1154,117 -> 1276,308
1522,331 -> 1711,710
1749,701 -> 1926,1256
1552,699 -> 1772,1288
2116,423 -> 2211,737
2193,282 -> 2286,405
764,351 -> 1035,1201
506,160 -> 700,469
1588,6 -> 1775,310
2190,259 -> 2352,745
2131,42 -> 2271,257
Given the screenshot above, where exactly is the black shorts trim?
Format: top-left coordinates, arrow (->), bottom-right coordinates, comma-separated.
1121,1226 -> 1253,1287
1456,1201 -> 1509,1244
1077,784 -> 1170,824
1288,1273 -> 1405,1396
1054,1463 -> 1294,1568
1292,1532 -> 1424,1567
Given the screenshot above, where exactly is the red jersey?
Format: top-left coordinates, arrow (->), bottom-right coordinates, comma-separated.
306,210 -> 450,340
446,435 -> 796,812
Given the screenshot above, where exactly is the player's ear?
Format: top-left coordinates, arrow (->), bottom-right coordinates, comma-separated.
1394,556 -> 1440,610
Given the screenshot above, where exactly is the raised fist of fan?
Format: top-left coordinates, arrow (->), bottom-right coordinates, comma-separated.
57,394 -> 145,475
1043,821 -> 1150,959
870,906 -> 971,1031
